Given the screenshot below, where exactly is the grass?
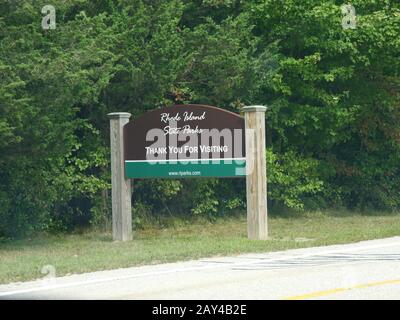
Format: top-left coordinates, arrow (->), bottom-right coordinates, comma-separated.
0,210 -> 400,284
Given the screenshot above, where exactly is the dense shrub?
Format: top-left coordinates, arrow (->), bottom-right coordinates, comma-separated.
0,0 -> 399,237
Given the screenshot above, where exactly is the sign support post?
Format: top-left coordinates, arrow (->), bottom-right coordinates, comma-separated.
243,106 -> 268,240
108,112 -> 132,241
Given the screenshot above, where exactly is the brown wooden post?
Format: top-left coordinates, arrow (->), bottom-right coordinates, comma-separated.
243,106 -> 268,240
108,112 -> 132,241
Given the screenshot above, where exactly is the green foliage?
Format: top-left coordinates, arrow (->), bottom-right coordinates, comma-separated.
0,0 -> 399,237
250,0 -> 400,211
266,149 -> 325,210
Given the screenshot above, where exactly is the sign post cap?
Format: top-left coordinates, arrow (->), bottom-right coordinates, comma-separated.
242,105 -> 267,113
107,112 -> 132,119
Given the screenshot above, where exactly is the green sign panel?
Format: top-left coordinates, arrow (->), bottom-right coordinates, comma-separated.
123,104 -> 246,179
125,158 -> 246,179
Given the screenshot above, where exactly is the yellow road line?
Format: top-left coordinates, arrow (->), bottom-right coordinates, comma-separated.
284,278 -> 400,300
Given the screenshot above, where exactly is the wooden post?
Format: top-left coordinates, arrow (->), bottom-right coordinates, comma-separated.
108,112 -> 132,241
243,106 -> 268,240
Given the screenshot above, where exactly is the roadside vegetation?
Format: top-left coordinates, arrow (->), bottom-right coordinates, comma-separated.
1,1 -> 400,238
1,210 -> 399,284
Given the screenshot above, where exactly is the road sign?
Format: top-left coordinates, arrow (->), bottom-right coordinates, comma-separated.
108,105 -> 268,241
123,104 -> 246,178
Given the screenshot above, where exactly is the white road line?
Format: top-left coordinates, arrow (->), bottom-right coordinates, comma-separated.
1,238 -> 399,297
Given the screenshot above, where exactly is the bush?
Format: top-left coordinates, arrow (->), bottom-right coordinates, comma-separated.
266,149 -> 325,210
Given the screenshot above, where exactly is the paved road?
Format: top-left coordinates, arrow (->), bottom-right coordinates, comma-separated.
1,237 -> 400,300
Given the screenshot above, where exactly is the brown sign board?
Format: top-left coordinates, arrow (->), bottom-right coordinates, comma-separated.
123,104 -> 246,178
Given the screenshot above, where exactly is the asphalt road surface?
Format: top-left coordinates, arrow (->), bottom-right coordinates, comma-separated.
1,237 -> 400,300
